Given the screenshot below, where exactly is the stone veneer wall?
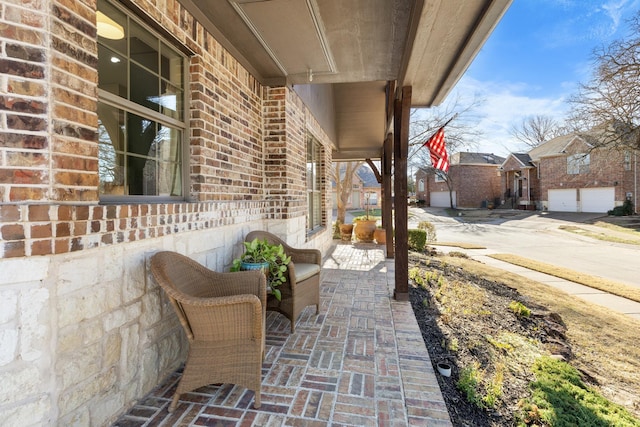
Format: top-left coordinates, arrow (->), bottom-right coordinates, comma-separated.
0,0 -> 333,425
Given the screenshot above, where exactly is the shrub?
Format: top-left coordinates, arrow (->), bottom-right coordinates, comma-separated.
408,229 -> 427,251
417,220 -> 437,242
608,199 -> 634,216
509,301 -> 531,318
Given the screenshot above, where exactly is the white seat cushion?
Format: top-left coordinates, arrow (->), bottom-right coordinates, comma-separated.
294,263 -> 320,281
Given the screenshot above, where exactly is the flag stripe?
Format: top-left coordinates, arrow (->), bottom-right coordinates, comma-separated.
423,127 -> 450,172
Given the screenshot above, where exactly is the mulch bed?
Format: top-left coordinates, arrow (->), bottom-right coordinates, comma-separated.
408,251 -> 571,426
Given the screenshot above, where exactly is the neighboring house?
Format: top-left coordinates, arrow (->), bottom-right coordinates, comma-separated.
332,165 -> 382,211
501,128 -> 639,213
0,1 -> 509,425
416,152 -> 505,208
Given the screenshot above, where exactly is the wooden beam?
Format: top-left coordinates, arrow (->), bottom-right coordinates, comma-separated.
365,159 -> 382,184
393,86 -> 411,301
382,133 -> 394,258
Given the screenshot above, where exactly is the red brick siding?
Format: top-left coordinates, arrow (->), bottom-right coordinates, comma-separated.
539,146 -> 629,202
416,165 -> 501,208
0,0 -> 333,258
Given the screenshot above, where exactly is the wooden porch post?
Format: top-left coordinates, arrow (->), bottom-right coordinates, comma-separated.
393,86 -> 411,301
383,132 -> 394,258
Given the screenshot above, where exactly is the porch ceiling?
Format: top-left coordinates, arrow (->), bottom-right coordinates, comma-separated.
178,0 -> 512,160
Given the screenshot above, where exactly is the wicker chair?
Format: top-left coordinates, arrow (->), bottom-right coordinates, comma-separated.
150,251 -> 266,412
245,230 -> 321,332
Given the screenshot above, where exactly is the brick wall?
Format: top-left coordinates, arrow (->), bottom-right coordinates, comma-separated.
538,144 -> 630,203
417,165 -> 501,208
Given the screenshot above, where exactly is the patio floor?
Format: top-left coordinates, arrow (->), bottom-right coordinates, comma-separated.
113,242 -> 452,426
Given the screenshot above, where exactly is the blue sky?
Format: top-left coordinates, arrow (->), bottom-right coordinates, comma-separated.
449,0 -> 640,156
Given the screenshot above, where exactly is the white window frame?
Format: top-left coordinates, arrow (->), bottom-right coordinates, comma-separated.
567,153 -> 590,175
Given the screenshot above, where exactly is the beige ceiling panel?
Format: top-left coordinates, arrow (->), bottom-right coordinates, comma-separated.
231,0 -> 336,77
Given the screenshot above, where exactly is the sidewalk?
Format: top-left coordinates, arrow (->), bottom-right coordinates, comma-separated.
433,246 -> 640,321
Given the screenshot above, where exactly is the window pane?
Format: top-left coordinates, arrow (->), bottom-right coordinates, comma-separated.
98,103 -> 126,195
161,42 -> 183,87
127,113 -> 157,157
98,45 -> 127,97
130,20 -> 159,73
159,81 -> 183,120
127,154 -> 157,195
130,63 -> 159,112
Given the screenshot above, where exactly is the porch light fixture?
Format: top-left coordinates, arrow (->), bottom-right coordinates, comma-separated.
97,11 -> 124,40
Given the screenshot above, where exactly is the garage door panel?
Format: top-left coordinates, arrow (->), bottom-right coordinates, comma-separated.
430,191 -> 456,208
580,187 -> 614,213
548,189 -> 577,212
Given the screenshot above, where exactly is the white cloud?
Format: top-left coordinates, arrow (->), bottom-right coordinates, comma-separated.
450,76 -> 570,156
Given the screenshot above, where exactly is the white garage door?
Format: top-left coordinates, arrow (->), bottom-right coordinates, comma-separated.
580,187 -> 614,213
548,189 -> 577,212
430,191 -> 456,208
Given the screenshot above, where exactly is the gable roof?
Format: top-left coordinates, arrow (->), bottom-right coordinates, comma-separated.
528,132 -> 598,161
451,152 -> 505,165
357,166 -> 380,188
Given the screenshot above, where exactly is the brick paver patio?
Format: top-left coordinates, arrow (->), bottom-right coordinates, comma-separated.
113,242 -> 452,426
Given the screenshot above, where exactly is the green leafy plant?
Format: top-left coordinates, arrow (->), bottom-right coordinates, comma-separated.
509,301 -> 531,318
231,238 -> 291,301
457,362 -> 503,409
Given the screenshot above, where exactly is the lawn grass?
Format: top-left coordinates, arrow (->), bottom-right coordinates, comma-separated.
441,255 -> 640,421
487,253 -> 640,303
349,208 -> 382,218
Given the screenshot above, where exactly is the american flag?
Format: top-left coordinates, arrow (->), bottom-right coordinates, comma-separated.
423,127 -> 449,172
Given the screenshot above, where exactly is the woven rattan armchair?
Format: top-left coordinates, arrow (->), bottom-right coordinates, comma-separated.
150,251 -> 266,412
245,230 -> 321,332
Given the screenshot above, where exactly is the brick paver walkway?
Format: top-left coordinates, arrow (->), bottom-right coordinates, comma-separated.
113,242 -> 452,426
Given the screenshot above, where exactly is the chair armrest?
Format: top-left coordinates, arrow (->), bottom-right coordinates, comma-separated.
288,248 -> 322,266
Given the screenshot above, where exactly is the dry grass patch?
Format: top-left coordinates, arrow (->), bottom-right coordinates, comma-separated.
488,253 -> 640,303
559,225 -> 640,245
442,255 -> 640,418
433,242 -> 487,249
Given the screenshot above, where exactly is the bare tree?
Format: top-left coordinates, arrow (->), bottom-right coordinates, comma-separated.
568,11 -> 640,150
509,115 -> 565,148
408,93 -> 484,208
408,93 -> 485,168
332,161 -> 363,225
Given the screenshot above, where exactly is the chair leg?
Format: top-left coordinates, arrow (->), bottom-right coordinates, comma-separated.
168,393 -> 180,412
254,391 -> 261,408
315,304 -> 319,315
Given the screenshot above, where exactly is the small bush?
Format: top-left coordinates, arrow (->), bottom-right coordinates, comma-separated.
608,199 -> 634,216
417,220 -> 437,242
509,301 -> 531,318
408,229 -> 427,251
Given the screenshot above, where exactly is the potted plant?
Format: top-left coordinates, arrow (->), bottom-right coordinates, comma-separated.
231,238 -> 291,301
338,221 -> 354,241
353,214 -> 377,242
373,226 -> 386,244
